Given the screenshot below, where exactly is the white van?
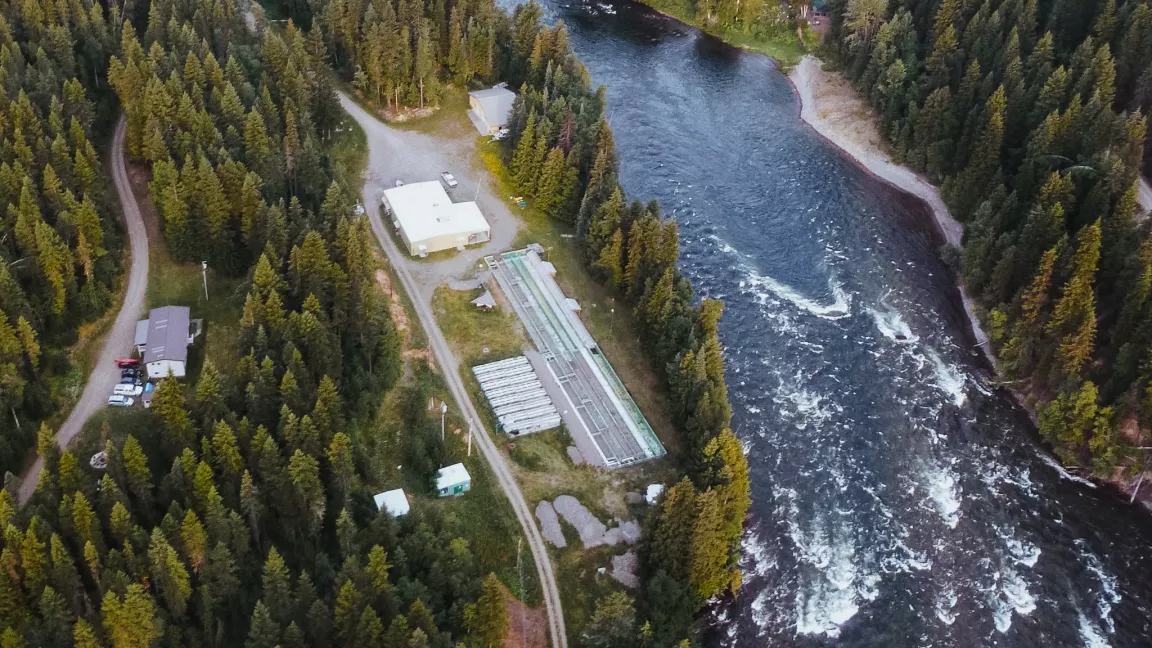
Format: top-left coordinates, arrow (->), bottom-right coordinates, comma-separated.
108,395 -> 135,407
114,384 -> 143,397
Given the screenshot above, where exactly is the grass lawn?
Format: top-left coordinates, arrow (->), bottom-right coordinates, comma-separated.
477,140 -> 681,456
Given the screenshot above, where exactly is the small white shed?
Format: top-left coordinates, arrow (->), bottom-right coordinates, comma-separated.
373,488 -> 410,517
468,86 -> 516,134
435,463 -> 471,497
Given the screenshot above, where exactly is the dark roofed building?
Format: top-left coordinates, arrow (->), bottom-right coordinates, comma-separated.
140,306 -> 194,379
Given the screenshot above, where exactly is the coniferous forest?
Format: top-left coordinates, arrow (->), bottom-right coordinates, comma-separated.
829,0 -> 1152,479
0,0 -> 751,645
0,0 -> 120,475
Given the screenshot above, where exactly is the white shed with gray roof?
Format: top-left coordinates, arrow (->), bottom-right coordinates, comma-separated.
467,86 -> 516,134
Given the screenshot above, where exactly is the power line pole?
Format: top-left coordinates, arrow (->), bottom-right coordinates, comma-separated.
201,261 -> 209,301
441,402 -> 448,442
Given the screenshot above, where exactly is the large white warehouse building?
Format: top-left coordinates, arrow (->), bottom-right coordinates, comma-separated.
382,181 -> 490,257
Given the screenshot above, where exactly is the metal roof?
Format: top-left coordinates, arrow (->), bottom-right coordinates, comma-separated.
382,181 -> 489,246
472,289 -> 497,309
135,320 -> 149,346
373,489 -> 410,517
435,463 -> 470,490
143,306 -> 190,364
468,86 -> 516,129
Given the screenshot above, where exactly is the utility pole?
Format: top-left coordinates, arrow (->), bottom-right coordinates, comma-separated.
467,420 -> 472,457
441,402 -> 448,442
201,261 -> 209,301
474,177 -> 484,202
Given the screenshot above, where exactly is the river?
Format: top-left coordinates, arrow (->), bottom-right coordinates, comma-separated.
497,1 -> 1152,645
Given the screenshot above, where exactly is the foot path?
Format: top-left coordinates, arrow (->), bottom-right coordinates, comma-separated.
339,92 -> 568,648
18,117 -> 149,503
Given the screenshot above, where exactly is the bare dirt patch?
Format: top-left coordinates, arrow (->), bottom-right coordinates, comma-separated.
375,269 -> 410,334
504,587 -> 547,648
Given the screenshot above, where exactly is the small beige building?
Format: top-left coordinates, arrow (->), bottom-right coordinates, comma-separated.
382,181 -> 490,257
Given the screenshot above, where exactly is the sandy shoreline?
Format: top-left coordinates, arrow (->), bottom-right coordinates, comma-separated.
787,55 -> 992,361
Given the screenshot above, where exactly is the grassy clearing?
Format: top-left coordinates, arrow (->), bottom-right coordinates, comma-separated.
553,544 -> 630,636
636,0 -> 814,66
385,87 -> 472,136
719,26 -> 813,67
342,85 -> 473,137
146,251 -> 246,378
432,285 -> 524,362
328,112 -> 368,190
477,141 -> 681,456
361,361 -> 544,605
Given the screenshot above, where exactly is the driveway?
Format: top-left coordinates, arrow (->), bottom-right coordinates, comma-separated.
18,117 -> 149,503
339,94 -> 521,297
339,92 -> 568,648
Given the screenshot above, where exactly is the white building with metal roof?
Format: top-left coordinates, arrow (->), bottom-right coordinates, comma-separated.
373,488 -> 410,517
382,181 -> 490,257
435,463 -> 471,497
467,86 -> 516,134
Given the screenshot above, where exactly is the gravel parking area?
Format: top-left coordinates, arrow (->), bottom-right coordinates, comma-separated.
341,94 -> 521,300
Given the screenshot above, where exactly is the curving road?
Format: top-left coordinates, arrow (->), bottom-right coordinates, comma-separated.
338,93 -> 568,648
18,117 -> 149,503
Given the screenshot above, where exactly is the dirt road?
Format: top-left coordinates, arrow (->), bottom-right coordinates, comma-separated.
18,117 -> 149,503
339,92 -> 567,648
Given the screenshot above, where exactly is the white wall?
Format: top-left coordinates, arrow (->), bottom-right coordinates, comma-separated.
147,359 -> 186,379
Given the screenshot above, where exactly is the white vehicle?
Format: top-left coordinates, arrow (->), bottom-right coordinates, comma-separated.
440,172 -> 458,188
108,395 -> 135,407
114,384 -> 143,397
492,128 -> 509,141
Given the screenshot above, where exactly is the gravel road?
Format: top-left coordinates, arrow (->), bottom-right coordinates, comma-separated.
339,92 -> 568,648
18,117 -> 149,503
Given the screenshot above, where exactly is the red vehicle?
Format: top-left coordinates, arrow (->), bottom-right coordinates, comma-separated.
115,358 -> 139,368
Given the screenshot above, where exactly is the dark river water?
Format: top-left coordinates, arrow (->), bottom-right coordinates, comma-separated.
498,1 -> 1152,645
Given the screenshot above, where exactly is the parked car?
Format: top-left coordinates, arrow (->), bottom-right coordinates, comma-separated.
120,374 -> 141,385
114,384 -> 143,397
108,395 -> 135,407
115,358 -> 139,368
492,128 -> 509,141
440,172 -> 458,188
121,368 -> 138,379
142,382 -> 155,409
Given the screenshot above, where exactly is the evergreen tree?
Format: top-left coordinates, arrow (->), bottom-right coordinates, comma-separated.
466,573 -> 507,648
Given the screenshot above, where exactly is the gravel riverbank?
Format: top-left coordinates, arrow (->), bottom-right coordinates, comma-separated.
788,55 -> 992,361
